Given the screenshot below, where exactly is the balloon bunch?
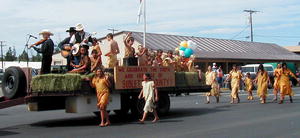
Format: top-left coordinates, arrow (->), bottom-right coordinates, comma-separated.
175,40 -> 197,58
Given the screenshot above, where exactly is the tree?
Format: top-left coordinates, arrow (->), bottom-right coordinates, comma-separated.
4,47 -> 17,61
18,50 -> 29,61
31,53 -> 42,62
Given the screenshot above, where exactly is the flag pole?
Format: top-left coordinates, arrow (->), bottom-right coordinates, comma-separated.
143,0 -> 146,48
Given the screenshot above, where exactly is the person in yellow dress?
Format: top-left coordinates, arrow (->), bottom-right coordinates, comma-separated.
226,65 -> 242,104
244,72 -> 254,100
272,63 -> 282,102
278,63 -> 299,104
254,64 -> 269,104
90,68 -> 111,127
205,65 -> 220,104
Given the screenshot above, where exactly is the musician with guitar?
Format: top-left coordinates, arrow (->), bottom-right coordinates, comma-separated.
69,23 -> 93,65
58,27 -> 76,71
30,29 -> 54,74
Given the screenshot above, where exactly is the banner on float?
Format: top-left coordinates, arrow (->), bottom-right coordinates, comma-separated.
114,66 -> 175,89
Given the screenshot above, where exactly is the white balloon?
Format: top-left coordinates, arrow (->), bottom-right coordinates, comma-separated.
179,50 -> 185,57
188,40 -> 197,50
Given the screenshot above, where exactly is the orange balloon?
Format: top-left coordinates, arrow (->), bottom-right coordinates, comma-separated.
180,41 -> 188,48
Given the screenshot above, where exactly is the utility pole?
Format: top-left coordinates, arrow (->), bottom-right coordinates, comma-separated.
244,10 -> 259,42
0,41 -> 6,69
107,28 -> 118,35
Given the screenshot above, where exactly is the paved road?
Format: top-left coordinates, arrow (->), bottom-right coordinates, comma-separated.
1,88 -> 300,138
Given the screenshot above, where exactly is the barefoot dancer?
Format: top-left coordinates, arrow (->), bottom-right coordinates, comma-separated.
90,68 -> 111,127
205,65 -> 220,104
226,65 -> 242,104
244,72 -> 254,100
254,64 -> 269,104
278,63 -> 299,104
138,73 -> 159,123
272,63 -> 282,102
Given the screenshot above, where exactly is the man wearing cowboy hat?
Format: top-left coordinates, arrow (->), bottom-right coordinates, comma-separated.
31,29 -> 54,74
58,27 -> 77,71
69,23 -> 93,50
69,23 -> 93,65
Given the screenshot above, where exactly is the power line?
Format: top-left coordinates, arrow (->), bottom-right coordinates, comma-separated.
230,25 -> 250,40
244,9 -> 260,42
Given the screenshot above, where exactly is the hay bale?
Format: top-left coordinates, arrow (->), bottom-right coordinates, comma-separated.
31,74 -> 83,93
175,72 -> 206,87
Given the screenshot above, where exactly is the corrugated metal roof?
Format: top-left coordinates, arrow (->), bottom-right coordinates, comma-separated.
101,31 -> 300,62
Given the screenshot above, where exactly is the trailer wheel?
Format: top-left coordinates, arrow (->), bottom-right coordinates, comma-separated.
157,93 -> 170,115
1,67 -> 26,99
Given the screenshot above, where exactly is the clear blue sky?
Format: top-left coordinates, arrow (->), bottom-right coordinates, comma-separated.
1,0 -> 299,55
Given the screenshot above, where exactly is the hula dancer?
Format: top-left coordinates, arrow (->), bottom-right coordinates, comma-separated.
278,63 -> 299,104
254,64 -> 269,104
138,73 -> 159,123
90,68 -> 111,127
272,63 -> 282,102
105,33 -> 120,68
205,65 -> 220,104
244,72 -> 254,100
226,65 -> 242,104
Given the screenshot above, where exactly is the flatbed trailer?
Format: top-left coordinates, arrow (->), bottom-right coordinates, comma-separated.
1,66 -> 210,116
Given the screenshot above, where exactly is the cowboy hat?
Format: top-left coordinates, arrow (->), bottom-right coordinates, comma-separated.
75,23 -> 84,31
39,29 -> 53,36
66,27 -> 76,32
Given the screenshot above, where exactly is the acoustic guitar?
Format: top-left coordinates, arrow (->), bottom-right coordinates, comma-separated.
60,44 -> 72,58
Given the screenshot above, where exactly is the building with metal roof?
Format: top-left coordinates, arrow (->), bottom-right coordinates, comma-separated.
96,31 -> 300,72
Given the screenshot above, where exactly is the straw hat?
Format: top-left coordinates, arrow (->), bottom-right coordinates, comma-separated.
39,29 -> 53,36
75,23 -> 84,31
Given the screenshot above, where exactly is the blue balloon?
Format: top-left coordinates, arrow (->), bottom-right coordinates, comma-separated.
184,48 -> 194,58
179,46 -> 186,51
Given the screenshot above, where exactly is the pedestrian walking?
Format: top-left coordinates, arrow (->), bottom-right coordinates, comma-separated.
138,73 -> 160,123
205,65 -> 220,104
244,72 -> 254,100
217,66 -> 224,88
254,64 -> 269,104
226,65 -> 242,104
278,63 -> 300,104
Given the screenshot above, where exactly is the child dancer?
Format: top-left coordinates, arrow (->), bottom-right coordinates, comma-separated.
138,73 -> 160,123
244,72 -> 254,100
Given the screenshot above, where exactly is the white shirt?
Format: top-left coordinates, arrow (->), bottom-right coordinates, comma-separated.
69,31 -> 91,44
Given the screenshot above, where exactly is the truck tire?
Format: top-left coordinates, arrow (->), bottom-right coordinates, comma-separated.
157,93 -> 170,115
1,67 -> 26,99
